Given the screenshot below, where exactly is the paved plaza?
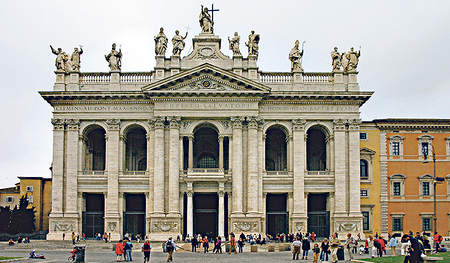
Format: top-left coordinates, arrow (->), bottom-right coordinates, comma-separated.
0,240 -> 399,262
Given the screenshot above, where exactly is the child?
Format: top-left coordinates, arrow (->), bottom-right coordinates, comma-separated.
312,243 -> 320,263
359,244 -> 365,255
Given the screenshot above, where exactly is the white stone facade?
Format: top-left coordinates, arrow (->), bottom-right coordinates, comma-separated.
42,27 -> 371,241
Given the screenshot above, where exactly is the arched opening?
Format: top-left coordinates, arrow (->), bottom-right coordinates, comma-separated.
265,127 -> 287,171
83,125 -> 106,171
124,126 -> 147,171
307,126 -> 327,171
194,126 -> 219,168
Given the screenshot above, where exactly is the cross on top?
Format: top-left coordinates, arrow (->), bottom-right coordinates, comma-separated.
208,3 -> 219,22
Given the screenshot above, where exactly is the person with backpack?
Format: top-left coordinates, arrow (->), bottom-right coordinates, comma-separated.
124,238 -> 133,262
141,239 -> 152,263
165,237 -> 176,262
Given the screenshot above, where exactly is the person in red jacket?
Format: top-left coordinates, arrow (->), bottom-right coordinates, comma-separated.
115,240 -> 124,262
228,234 -> 237,254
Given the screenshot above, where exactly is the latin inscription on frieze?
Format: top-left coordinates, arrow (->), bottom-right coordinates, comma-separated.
54,105 -> 153,112
260,105 -> 358,112
156,102 -> 256,110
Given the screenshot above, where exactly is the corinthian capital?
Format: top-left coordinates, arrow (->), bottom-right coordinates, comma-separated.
65,119 -> 80,130
292,118 -> 306,131
332,118 -> 346,131
247,116 -> 262,129
230,116 -> 244,129
348,118 -> 362,130
167,116 -> 181,129
106,118 -> 121,130
51,118 -> 65,130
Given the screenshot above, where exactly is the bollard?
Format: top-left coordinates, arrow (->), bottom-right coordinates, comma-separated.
285,244 -> 291,251
251,244 -> 258,252
268,244 -> 275,252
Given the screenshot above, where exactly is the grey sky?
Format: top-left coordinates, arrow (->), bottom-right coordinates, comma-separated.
1,1 -> 449,188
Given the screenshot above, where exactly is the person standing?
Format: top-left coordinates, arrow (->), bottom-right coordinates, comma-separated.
389,235 -> 398,256
404,234 -> 422,263
215,237 -> 222,253
330,233 -> 341,263
302,237 -> 310,260
71,232 -> 76,245
237,238 -> 245,253
154,27 -> 168,56
434,231 -> 443,251
62,232 -> 65,240
115,240 -> 124,262
191,236 -> 197,252
141,239 -> 152,263
345,233 -> 355,260
365,235 -> 376,258
202,236 -> 209,253
125,238 -> 133,262
320,238 -> 330,261
165,237 -> 176,262
312,243 -> 320,263
229,235 -> 237,254
292,238 -> 301,260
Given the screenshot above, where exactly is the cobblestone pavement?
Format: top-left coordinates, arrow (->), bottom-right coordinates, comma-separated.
0,240 -> 397,262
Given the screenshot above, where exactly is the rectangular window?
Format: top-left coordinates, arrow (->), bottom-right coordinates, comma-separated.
392,142 -> 400,155
360,132 -> 367,140
422,218 -> 431,231
27,196 -> 33,204
393,182 -> 401,196
6,196 -> 14,203
422,142 -> 429,156
423,182 -> 430,196
360,190 -> 368,197
26,186 -> 34,192
362,211 -> 370,231
393,218 -> 403,231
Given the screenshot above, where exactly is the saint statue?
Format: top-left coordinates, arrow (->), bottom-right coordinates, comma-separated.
172,30 -> 188,56
343,47 -> 360,72
245,31 -> 260,56
331,47 -> 342,71
105,43 -> 122,71
228,32 -> 241,56
289,40 -> 304,72
50,45 -> 69,72
154,27 -> 168,56
199,6 -> 213,33
70,46 -> 83,71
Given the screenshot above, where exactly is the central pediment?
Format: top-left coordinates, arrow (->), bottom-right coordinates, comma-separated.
142,63 -> 270,97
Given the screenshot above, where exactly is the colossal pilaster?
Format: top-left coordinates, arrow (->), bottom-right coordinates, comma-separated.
153,117 -> 165,215
247,117 -> 260,214
348,119 -> 363,216
230,116 -> 244,215
332,119 -> 347,216
65,119 -> 80,215
291,119 -> 307,230
168,116 -> 181,215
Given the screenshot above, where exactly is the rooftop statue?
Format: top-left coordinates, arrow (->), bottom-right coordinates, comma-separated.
50,45 -> 69,72
199,5 -> 213,33
172,30 -> 188,56
289,40 -> 304,72
70,46 -> 83,72
245,31 -> 260,57
343,47 -> 360,72
331,47 -> 342,71
105,43 -> 122,71
154,27 -> 168,56
228,32 -> 241,56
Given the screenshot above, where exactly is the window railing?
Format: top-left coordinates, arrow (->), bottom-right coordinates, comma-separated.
307,171 -> 330,175
82,170 -> 105,175
266,171 -> 289,176
124,171 -> 146,175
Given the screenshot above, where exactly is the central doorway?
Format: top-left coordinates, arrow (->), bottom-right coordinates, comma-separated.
193,193 -> 218,238
123,194 -> 145,239
266,194 -> 288,237
307,193 -> 330,238
82,194 -> 104,239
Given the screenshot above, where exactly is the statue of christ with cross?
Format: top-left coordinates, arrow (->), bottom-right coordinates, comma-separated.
199,4 -> 219,34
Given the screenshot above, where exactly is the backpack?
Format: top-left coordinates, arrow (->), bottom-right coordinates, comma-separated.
439,235 -> 443,242
166,240 -> 174,251
374,240 -> 380,248
143,242 -> 150,251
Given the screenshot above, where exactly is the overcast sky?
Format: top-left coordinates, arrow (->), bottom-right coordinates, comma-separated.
0,1 -> 449,188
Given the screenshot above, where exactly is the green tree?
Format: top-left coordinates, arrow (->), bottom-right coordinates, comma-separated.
0,206 -> 11,233
8,194 -> 36,234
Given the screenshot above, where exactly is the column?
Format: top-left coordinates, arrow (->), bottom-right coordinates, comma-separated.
286,135 -> 292,171
50,118 -> 65,216
168,117 -> 181,215
229,137 -> 233,171
247,117 -> 260,213
333,119 -> 347,215
153,117 -> 165,214
147,121 -> 155,215
65,119 -> 80,214
292,119 -> 306,217
231,117 -> 244,214
106,119 -> 120,218
188,135 -> 194,170
186,190 -> 193,238
179,137 -> 184,171
218,136 -> 224,170
348,119 -> 362,215
218,190 -> 225,238
288,193 -> 294,232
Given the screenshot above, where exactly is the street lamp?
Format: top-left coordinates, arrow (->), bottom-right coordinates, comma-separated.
423,144 -> 445,240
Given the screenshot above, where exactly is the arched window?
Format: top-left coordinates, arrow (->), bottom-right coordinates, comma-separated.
306,127 -> 327,171
360,159 -> 368,179
83,126 -> 106,171
124,126 -> 147,171
193,126 -> 219,168
265,127 -> 287,171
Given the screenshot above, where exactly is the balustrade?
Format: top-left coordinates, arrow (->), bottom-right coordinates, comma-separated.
260,72 -> 292,83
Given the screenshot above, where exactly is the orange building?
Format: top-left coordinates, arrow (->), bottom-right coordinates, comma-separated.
0,177 -> 52,232
375,119 -> 450,236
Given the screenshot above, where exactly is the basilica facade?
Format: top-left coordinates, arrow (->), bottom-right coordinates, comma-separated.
41,12 -> 371,240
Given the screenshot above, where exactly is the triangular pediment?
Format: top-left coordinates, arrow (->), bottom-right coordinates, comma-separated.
360,147 -> 376,155
142,63 -> 270,96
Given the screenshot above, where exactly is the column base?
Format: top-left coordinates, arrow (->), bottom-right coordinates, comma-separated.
230,215 -> 262,235
47,216 -> 80,240
333,214 -> 363,238
148,216 -> 181,241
